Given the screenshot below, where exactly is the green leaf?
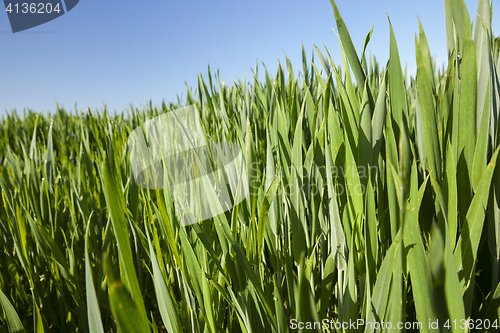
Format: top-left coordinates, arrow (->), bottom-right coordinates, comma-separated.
329,0 -> 366,94
418,18 -> 435,91
101,156 -> 149,328
358,81 -> 373,176
0,289 -> 25,333
325,123 -> 346,271
371,70 -> 387,164
145,224 -> 183,333
85,213 -> 105,333
155,189 -> 182,270
457,38 -> 477,181
365,178 -> 378,284
454,146 -> 500,293
474,0 -> 492,133
33,298 -> 44,333
365,240 -> 397,333
104,254 -> 150,333
257,176 -> 280,262
443,223 -> 466,333
386,240 -> 403,331
296,256 -> 321,333
342,234 -> 358,331
344,132 -> 363,245
444,0 -> 472,57
388,16 -> 409,126
472,81 -> 490,191
385,115 -> 400,241
416,35 -> 442,182
445,140 -> 458,249
404,208 -> 438,331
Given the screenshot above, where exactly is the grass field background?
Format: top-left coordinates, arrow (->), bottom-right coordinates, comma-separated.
1,0 -> 500,332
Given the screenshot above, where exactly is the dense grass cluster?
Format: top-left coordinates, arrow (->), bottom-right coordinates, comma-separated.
1,0 -> 500,332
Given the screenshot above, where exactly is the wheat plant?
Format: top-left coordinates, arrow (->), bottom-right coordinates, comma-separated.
1,0 -> 500,332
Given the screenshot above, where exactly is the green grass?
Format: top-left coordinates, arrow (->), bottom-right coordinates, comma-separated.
1,0 -> 500,332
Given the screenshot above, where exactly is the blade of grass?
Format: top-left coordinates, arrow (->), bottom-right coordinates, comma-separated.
454,146 -> 500,293
101,156 -> 149,328
85,213 -> 104,333
0,289 -> 25,333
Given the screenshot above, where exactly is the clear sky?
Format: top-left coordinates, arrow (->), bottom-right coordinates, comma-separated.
1,0 -> 499,116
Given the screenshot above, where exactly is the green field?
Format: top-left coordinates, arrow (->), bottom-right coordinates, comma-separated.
1,0 -> 500,332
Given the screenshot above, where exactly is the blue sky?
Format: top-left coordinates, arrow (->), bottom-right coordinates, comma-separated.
1,0 -> 499,116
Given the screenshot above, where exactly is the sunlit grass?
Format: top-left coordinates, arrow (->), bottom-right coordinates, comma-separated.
1,0 -> 500,332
